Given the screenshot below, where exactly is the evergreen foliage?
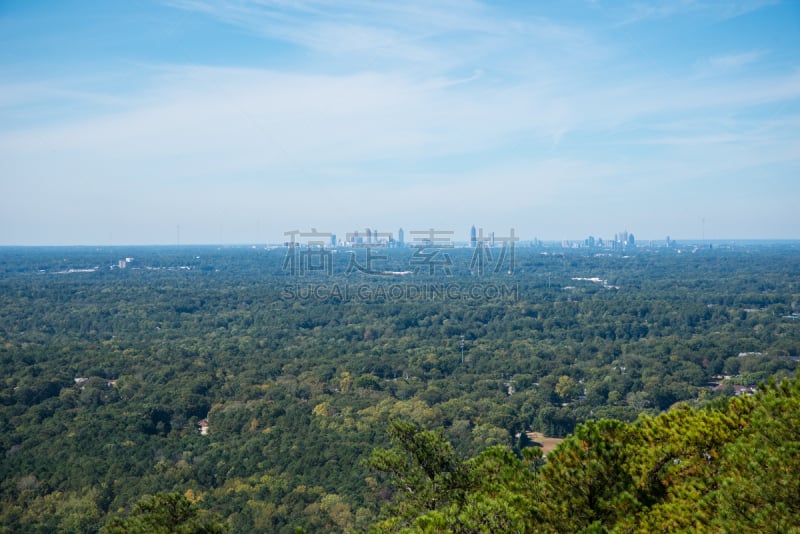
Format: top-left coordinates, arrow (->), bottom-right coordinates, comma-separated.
105,492 -> 226,533
367,374 -> 800,532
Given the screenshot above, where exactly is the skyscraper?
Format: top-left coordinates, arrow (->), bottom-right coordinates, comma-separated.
470,225 -> 477,248
398,228 -> 404,248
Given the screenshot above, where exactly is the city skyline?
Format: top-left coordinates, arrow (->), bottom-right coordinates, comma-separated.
256,225 -> 691,248
1,1 -> 798,245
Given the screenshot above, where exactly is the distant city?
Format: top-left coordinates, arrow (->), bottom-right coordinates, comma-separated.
280,226 -> 674,250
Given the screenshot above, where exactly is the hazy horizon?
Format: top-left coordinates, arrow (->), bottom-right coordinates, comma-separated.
2,1 -> 798,246
2,236 -> 799,249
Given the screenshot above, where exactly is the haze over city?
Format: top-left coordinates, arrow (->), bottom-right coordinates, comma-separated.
1,0 -> 798,245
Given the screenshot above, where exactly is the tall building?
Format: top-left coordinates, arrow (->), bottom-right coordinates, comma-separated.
470,225 -> 477,248
398,228 -> 404,248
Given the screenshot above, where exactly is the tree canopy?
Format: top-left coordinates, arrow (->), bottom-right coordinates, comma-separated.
366,373 -> 800,532
0,243 -> 797,532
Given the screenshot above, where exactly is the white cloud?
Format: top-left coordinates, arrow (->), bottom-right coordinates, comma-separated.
704,50 -> 764,72
2,60 -> 798,218
619,0 -> 779,25
164,0 -> 495,66
0,66 -> 577,183
1,1 -> 797,243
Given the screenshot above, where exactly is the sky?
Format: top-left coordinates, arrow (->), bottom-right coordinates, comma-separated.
1,0 -> 798,245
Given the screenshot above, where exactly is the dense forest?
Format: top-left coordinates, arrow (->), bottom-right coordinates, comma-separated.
0,243 -> 798,532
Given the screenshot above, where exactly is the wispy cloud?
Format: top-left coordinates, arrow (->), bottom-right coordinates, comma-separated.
3,61 -> 797,189
1,0 -> 797,243
705,50 -> 764,72
164,0 -> 496,66
619,0 -> 779,25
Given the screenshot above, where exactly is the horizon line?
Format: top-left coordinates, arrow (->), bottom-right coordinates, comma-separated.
2,238 -> 799,248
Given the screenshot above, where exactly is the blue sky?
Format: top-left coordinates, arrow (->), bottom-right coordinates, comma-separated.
1,0 -> 798,245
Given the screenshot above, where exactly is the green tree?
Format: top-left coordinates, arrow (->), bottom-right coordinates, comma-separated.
364,419 -> 471,530
538,419 -> 636,532
104,492 -> 226,534
711,377 -> 800,532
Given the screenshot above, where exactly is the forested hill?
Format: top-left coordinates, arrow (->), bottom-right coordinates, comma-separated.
366,372 -> 800,533
0,244 -> 798,532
